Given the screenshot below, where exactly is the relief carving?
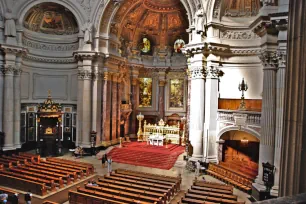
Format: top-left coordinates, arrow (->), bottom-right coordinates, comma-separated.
221,30 -> 260,40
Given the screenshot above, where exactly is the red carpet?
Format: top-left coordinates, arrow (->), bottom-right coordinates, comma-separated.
108,142 -> 185,170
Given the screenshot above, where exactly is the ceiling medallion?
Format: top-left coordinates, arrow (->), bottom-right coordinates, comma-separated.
143,0 -> 181,12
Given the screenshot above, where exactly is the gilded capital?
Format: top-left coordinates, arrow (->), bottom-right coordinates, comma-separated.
159,80 -> 166,86
132,78 -> 138,86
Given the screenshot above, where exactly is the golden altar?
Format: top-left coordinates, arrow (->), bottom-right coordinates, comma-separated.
143,119 -> 181,145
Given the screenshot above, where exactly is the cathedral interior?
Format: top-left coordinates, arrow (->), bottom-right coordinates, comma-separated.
0,0 -> 306,203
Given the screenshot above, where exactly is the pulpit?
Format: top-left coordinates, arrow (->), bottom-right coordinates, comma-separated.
36,91 -> 63,156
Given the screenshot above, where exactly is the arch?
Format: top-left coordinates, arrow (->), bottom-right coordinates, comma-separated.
14,0 -> 86,33
217,125 -> 260,141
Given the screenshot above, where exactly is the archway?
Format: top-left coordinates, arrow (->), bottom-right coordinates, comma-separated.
219,130 -> 259,178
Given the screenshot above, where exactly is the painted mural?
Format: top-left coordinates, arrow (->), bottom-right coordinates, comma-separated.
169,79 -> 184,108
139,78 -> 153,107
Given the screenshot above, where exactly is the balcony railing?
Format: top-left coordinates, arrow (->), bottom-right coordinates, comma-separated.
217,109 -> 261,125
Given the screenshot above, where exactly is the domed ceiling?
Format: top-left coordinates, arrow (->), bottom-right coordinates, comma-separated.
110,0 -> 189,52
24,3 -> 78,35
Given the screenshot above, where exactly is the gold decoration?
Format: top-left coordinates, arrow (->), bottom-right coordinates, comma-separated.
45,127 -> 53,134
170,79 -> 184,108
137,113 -> 144,142
139,78 -> 153,107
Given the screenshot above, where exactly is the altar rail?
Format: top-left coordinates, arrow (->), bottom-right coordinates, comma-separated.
143,121 -> 181,145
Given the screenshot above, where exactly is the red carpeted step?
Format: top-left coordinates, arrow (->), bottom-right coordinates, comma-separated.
108,142 -> 184,169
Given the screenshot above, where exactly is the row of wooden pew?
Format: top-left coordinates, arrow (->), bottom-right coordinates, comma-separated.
69,169 -> 181,204
206,163 -> 252,193
221,160 -> 258,178
0,153 -> 94,196
179,180 -> 245,204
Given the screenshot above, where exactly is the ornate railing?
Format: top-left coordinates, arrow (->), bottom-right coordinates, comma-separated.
217,109 -> 261,125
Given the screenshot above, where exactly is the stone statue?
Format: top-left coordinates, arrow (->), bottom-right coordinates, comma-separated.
4,10 -> 16,37
82,20 -> 93,44
195,9 -> 204,34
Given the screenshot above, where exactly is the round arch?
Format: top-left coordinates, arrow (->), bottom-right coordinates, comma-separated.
14,0 -> 86,32
217,125 -> 261,141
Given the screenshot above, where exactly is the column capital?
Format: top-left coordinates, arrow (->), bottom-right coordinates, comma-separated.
159,80 -> 166,86
260,51 -> 279,69
102,71 -> 112,81
187,66 -> 206,79
206,66 -> 224,79
78,69 -> 92,80
2,64 -> 15,75
131,78 -> 138,86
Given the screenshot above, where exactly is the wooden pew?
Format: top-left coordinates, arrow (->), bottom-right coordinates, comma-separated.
0,173 -> 47,195
18,152 -> 40,162
98,177 -> 171,201
105,174 -> 175,196
0,186 -> 18,196
185,193 -> 243,204
193,181 -> 233,192
2,155 -> 28,164
181,197 -> 215,204
31,162 -> 82,179
69,190 -> 127,204
13,154 -> 35,163
40,160 -> 89,176
96,181 -> 167,204
10,167 -> 64,188
42,201 -> 59,204
85,184 -> 163,204
0,158 -> 19,167
191,185 -> 234,195
1,170 -> 55,191
77,187 -> 154,204
20,165 -> 71,184
46,157 -> 94,174
116,169 -> 180,184
188,189 -> 237,201
0,161 -> 13,168
114,170 -> 180,192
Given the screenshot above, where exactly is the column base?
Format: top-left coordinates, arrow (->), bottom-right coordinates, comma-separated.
270,185 -> 279,198
252,178 -> 271,201
3,144 -> 16,151
78,142 -> 92,148
189,155 -> 203,162
204,155 -> 218,163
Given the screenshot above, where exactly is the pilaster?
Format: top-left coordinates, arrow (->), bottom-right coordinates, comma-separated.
101,71 -> 112,143
158,71 -> 166,120
111,73 -> 119,141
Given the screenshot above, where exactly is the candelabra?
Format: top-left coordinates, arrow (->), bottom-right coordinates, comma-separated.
238,78 -> 248,110
180,116 -> 186,146
136,112 -> 144,142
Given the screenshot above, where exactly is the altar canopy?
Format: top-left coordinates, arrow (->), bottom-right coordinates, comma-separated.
36,91 -> 63,156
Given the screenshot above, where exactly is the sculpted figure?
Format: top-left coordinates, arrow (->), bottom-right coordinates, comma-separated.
82,20 -> 93,44
4,10 -> 16,37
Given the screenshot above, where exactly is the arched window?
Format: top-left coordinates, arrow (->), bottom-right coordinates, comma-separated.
140,37 -> 151,53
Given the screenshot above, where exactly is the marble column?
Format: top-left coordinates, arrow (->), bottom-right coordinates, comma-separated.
158,72 -> 166,120
117,77 -> 122,140
111,74 -> 118,142
188,53 -> 205,161
204,65 -> 219,162
91,67 -> 98,133
3,64 -> 15,150
129,77 -> 138,137
271,57 -> 286,197
101,72 -> 112,143
253,53 -> 277,192
0,53 -> 4,132
13,55 -> 22,149
81,70 -> 92,148
76,61 -> 84,146
279,0 -> 306,196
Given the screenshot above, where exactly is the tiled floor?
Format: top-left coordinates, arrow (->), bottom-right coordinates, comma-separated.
61,149 -> 252,204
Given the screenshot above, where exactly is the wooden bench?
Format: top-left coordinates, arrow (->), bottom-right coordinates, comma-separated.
185,193 -> 244,204
69,190 -> 127,204
10,167 -> 64,188
46,157 -> 94,174
1,170 -> 55,190
32,162 -> 82,179
42,201 -> 59,204
85,184 -> 163,204
188,189 -> 237,201
40,160 -> 89,176
77,187 -> 154,204
20,165 -> 71,184
95,181 -> 167,204
13,154 -> 35,163
0,186 -> 18,196
191,185 -> 233,195
98,177 -> 171,201
2,155 -> 28,164
18,152 -> 40,162
0,158 -> 19,167
114,170 -> 180,192
0,173 -> 46,195
193,181 -> 233,192
105,174 -> 175,196
181,197 -> 215,204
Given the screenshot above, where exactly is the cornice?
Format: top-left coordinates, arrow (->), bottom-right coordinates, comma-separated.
24,54 -> 76,64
